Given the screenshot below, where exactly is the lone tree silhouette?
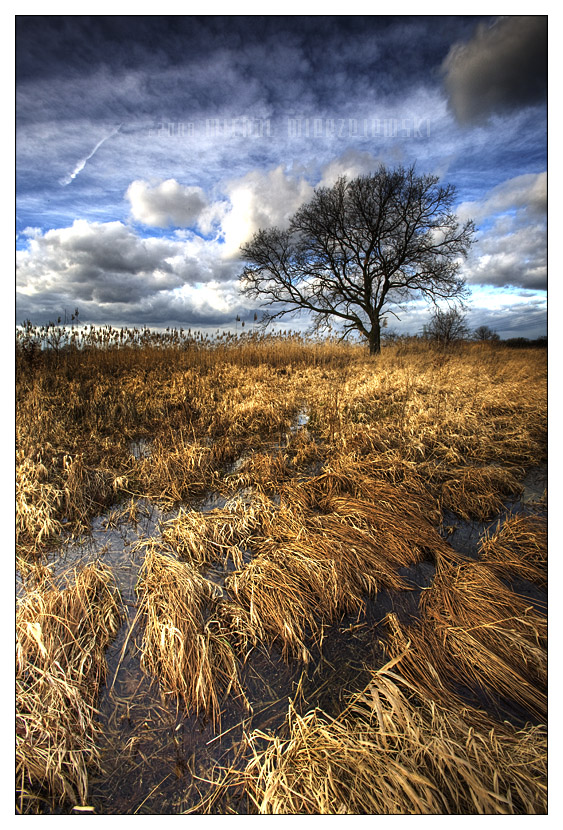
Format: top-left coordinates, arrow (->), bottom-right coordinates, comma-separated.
239,165 -> 475,354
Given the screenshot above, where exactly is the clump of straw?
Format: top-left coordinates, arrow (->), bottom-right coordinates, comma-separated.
159,496 -> 269,569
225,450 -> 292,492
227,667 -> 546,814
439,465 -> 523,520
16,563 -> 121,812
384,559 -> 547,721
136,547 -> 248,727
479,514 -> 547,588
16,456 -> 63,554
226,548 -> 342,663
139,439 -> 220,507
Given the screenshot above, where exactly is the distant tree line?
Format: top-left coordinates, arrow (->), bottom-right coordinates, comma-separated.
380,306 -> 546,348
501,336 -> 547,348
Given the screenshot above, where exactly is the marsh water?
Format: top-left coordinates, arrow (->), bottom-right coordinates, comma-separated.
16,453 -> 547,814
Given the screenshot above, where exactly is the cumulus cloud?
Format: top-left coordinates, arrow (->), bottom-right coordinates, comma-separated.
457,172 -> 546,225
126,179 -> 208,228
456,171 -> 546,291
442,16 -> 547,125
318,149 -> 382,187
220,166 -> 315,257
463,231 -> 546,291
16,219 -> 244,326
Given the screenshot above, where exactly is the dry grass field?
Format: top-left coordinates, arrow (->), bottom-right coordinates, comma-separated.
15,327 -> 547,814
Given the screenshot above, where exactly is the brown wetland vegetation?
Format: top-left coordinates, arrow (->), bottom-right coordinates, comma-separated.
15,325 -> 547,814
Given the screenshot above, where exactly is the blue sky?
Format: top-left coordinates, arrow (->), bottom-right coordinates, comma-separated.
15,13 -> 547,339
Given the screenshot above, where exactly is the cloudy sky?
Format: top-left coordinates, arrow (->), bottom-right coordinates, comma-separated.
16,14 -> 548,339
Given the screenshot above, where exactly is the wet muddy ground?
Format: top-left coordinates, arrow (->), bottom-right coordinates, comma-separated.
438,462 -> 547,616
16,457 -> 547,814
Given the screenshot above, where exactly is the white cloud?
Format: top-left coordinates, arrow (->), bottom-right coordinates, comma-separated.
16,219 -> 244,326
126,178 -> 208,228
318,149 -> 382,187
457,171 -> 546,225
20,227 -> 42,239
455,172 -> 546,291
220,165 -> 314,258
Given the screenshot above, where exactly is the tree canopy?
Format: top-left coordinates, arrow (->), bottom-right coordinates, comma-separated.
239,165 -> 476,354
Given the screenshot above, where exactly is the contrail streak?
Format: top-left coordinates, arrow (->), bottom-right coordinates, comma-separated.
60,124 -> 122,186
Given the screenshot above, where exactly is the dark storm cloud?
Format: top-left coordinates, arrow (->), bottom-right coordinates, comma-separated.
16,16 -> 448,82
442,16 -> 547,125
15,218 -> 247,327
16,16 -> 484,125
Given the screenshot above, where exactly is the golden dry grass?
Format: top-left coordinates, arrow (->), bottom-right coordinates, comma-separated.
15,332 -> 547,814
16,336 -> 546,559
136,547 -> 248,727
140,473 -> 457,670
16,564 -> 121,812
228,667 -> 546,814
479,514 -> 547,588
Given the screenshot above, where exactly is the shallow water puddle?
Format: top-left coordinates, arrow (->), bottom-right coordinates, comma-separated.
128,437 -> 153,460
439,463 -> 547,559
293,407 -> 310,430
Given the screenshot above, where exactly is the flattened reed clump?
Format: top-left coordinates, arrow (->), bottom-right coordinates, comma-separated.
226,667 -> 546,815
16,564 -> 121,812
16,456 -> 63,554
281,467 -> 442,527
439,465 -> 523,520
136,547 -> 248,727
318,493 -> 452,565
159,495 -> 270,569
16,451 -> 128,558
225,450 -> 292,493
138,439 -> 222,507
479,514 -> 547,588
384,559 -> 547,721
227,548 -> 342,662
224,477 -> 459,662
282,471 -> 458,572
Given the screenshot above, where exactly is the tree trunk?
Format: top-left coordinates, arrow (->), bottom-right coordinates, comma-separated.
368,322 -> 381,355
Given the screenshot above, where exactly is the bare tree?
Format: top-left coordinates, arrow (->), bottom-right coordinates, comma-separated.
239,165 -> 475,354
474,325 -> 500,342
423,306 -> 469,346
